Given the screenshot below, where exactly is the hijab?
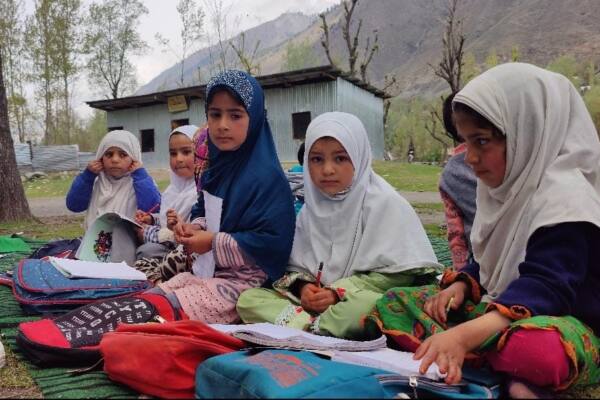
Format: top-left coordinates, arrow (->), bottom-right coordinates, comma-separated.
198,70 -> 296,280
454,63 -> 600,302
288,112 -> 442,285
159,125 -> 198,226
85,130 -> 142,229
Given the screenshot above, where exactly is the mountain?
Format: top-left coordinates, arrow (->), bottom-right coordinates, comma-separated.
135,12 -> 314,94
137,0 -> 600,97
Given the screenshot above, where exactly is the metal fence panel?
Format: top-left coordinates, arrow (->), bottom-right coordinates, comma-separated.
31,145 -> 80,172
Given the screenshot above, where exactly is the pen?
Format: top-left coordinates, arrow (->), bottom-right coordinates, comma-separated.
446,296 -> 455,314
147,203 -> 160,214
314,262 -> 324,287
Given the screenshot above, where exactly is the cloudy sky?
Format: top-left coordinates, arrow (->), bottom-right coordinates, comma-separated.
23,0 -> 340,117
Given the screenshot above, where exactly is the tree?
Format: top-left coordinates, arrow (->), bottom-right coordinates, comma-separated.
430,0 -> 465,93
0,0 -> 28,142
0,52 -> 32,222
155,0 -> 204,87
230,32 -> 261,75
319,0 -> 379,83
284,40 -> 318,71
52,0 -> 81,143
203,0 -> 233,73
26,0 -> 60,144
84,0 -> 148,99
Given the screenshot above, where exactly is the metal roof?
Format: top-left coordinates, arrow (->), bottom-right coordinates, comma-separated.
86,66 -> 390,111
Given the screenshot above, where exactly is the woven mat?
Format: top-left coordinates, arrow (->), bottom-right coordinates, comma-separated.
0,235 -> 453,399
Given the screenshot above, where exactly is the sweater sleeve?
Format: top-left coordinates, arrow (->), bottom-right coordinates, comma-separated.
488,222 -> 596,320
131,168 -> 161,212
212,232 -> 254,268
65,169 -> 97,212
440,189 -> 470,270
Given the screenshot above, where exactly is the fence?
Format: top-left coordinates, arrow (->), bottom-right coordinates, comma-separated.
14,143 -> 92,172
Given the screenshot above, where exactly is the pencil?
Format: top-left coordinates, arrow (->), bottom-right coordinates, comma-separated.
314,262 -> 324,287
446,296 -> 455,314
147,203 -> 160,214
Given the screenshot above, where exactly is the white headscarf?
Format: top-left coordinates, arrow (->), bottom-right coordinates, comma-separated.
288,112 -> 442,285
455,63 -> 600,302
85,130 -> 142,229
159,125 -> 199,226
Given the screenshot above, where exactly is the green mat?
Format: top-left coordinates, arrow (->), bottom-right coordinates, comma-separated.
0,236 -> 452,399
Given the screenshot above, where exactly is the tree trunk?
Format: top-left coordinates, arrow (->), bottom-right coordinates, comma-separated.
0,53 -> 33,222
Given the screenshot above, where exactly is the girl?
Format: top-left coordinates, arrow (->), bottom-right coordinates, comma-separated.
155,70 -> 296,323
66,130 -> 161,265
66,130 -> 160,229
439,93 -> 477,269
366,63 -> 600,395
134,125 -> 199,282
237,112 -> 443,339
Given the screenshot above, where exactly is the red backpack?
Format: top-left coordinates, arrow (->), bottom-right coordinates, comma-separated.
100,320 -> 245,399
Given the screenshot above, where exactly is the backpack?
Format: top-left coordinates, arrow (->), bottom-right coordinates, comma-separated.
195,349 -> 502,399
16,292 -> 183,367
11,258 -> 152,315
101,320 -> 245,399
29,238 -> 81,260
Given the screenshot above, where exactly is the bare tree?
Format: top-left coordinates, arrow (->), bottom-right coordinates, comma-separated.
203,0 -> 233,73
230,32 -> 261,75
84,0 -> 148,99
429,0 -> 465,93
319,0 -> 379,82
156,0 -> 204,87
0,52 -> 32,222
424,108 -> 450,162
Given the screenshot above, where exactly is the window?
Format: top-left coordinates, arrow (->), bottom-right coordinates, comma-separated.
292,112 -> 311,140
108,126 -> 123,132
140,129 -> 155,153
171,118 -> 189,130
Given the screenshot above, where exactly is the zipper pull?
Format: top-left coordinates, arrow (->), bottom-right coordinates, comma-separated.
409,376 -> 419,399
153,315 -> 167,323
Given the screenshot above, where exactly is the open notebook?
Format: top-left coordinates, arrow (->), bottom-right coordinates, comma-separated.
49,257 -> 147,281
331,347 -> 446,381
209,323 -> 387,351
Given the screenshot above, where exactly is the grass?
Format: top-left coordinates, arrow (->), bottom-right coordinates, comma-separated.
21,162 -> 443,199
0,343 -> 42,398
0,216 -> 84,241
372,161 -> 442,192
412,203 -> 445,213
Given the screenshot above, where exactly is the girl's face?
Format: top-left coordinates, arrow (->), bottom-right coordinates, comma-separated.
455,112 -> 507,188
169,133 -> 195,178
308,137 -> 355,196
102,146 -> 133,178
207,90 -> 249,151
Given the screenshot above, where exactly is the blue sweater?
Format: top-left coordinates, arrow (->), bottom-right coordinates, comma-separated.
463,222 -> 600,335
66,168 -> 161,213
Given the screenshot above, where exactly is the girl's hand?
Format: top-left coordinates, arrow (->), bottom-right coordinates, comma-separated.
129,160 -> 143,172
166,209 -> 180,230
414,328 -> 467,385
300,283 -> 339,314
176,228 -> 214,254
135,210 -> 153,225
173,222 -> 201,238
87,160 -> 103,174
424,281 -> 468,325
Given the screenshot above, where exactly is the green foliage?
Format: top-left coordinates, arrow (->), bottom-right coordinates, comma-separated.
462,52 -> 480,85
546,55 -> 580,86
584,86 -> 600,134
384,96 -> 452,162
485,48 -> 498,69
284,40 -> 319,71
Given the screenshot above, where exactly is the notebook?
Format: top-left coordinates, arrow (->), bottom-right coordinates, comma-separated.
331,347 -> 446,381
209,322 -> 387,351
49,257 -> 147,281
76,212 -> 142,262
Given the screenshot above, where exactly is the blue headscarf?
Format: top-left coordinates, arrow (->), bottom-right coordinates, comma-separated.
197,70 -> 295,281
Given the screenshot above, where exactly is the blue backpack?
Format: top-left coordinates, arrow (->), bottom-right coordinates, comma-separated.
195,349 -> 502,399
11,258 -> 151,315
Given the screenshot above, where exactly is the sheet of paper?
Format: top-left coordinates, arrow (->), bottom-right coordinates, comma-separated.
192,191 -> 222,278
49,257 -> 147,281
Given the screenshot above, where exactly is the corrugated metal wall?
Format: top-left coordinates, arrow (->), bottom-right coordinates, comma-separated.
336,78 -> 385,159
106,79 -> 384,168
31,145 -> 80,171
14,144 -> 32,167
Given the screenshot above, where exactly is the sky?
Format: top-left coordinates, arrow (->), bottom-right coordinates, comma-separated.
24,0 -> 340,118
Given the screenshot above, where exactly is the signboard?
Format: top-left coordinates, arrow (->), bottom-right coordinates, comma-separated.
167,95 -> 189,113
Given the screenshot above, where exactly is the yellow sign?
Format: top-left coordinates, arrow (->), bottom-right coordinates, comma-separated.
167,95 -> 188,113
